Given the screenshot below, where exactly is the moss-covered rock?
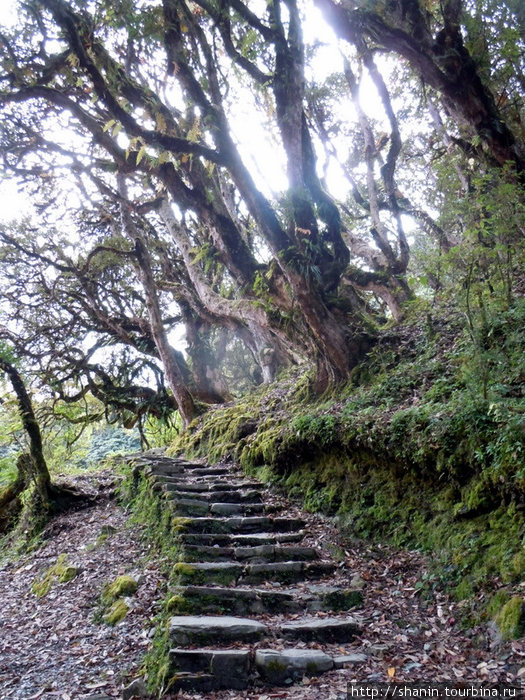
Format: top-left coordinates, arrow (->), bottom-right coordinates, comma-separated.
102,574 -> 138,603
104,599 -> 130,625
495,596 -> 525,640
31,554 -> 79,598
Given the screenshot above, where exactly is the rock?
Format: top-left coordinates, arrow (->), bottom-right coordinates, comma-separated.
169,615 -> 268,645
122,677 -> 148,699
255,648 -> 333,684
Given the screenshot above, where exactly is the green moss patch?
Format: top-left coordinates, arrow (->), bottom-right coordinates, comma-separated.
104,598 -> 130,625
102,574 -> 138,603
495,596 -> 525,640
31,554 -> 79,598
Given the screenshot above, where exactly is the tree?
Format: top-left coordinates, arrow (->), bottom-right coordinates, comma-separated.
0,345 -> 93,529
0,0 -> 522,422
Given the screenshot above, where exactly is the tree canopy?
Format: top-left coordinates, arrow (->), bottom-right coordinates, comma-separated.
0,0 -> 523,426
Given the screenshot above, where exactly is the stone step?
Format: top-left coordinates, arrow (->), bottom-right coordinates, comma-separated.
239,560 -> 335,585
255,648 -> 334,685
168,647 -> 338,690
168,585 -> 302,616
279,616 -> 361,643
180,544 -> 318,563
209,502 -> 267,516
147,463 -> 184,477
177,516 -> 306,535
173,559 -> 334,586
159,479 -> 261,492
169,499 -> 271,517
186,467 -> 231,476
169,649 -> 251,690
168,583 -> 362,616
178,531 -> 306,546
166,489 -> 264,503
169,614 -> 361,647
169,615 -> 268,646
173,561 -> 243,585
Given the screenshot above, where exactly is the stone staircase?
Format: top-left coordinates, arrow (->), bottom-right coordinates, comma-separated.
130,451 -> 366,692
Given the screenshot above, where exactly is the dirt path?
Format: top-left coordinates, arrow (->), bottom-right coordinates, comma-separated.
0,468 -> 523,700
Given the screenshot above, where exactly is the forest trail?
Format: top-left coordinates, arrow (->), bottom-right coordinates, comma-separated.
0,455 -> 523,699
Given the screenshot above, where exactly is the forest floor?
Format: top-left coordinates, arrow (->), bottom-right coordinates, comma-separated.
0,468 -> 524,700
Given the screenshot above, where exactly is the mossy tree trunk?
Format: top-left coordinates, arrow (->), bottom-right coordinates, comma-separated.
0,357 -> 93,529
0,357 -> 52,509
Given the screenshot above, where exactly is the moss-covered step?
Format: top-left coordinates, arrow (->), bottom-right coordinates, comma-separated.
169,649 -> 251,690
279,616 -> 362,642
180,544 -> 318,563
255,648 -> 334,685
167,585 -> 302,616
173,561 -> 243,585
169,615 -> 268,645
178,531 -> 306,546
240,561 -> 336,585
165,489 -> 264,504
175,516 -> 306,535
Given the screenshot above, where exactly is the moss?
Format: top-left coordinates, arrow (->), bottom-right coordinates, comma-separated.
31,554 -> 79,598
453,578 -> 474,601
487,590 -> 510,619
104,599 -> 129,625
102,574 -> 138,603
495,596 -> 525,640
166,594 -> 193,614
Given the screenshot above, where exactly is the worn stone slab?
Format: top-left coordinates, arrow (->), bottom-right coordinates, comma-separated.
177,516 -> 305,535
255,648 -> 334,684
179,545 -> 235,562
168,489 -> 263,503
173,561 -> 243,585
161,480 -> 210,492
188,467 -> 231,476
241,561 -> 335,585
279,617 -> 361,643
170,649 -> 251,690
169,615 -> 268,645
170,498 -> 209,516
169,585 -> 302,615
210,502 -> 265,516
178,531 -> 306,546
240,561 -> 303,584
